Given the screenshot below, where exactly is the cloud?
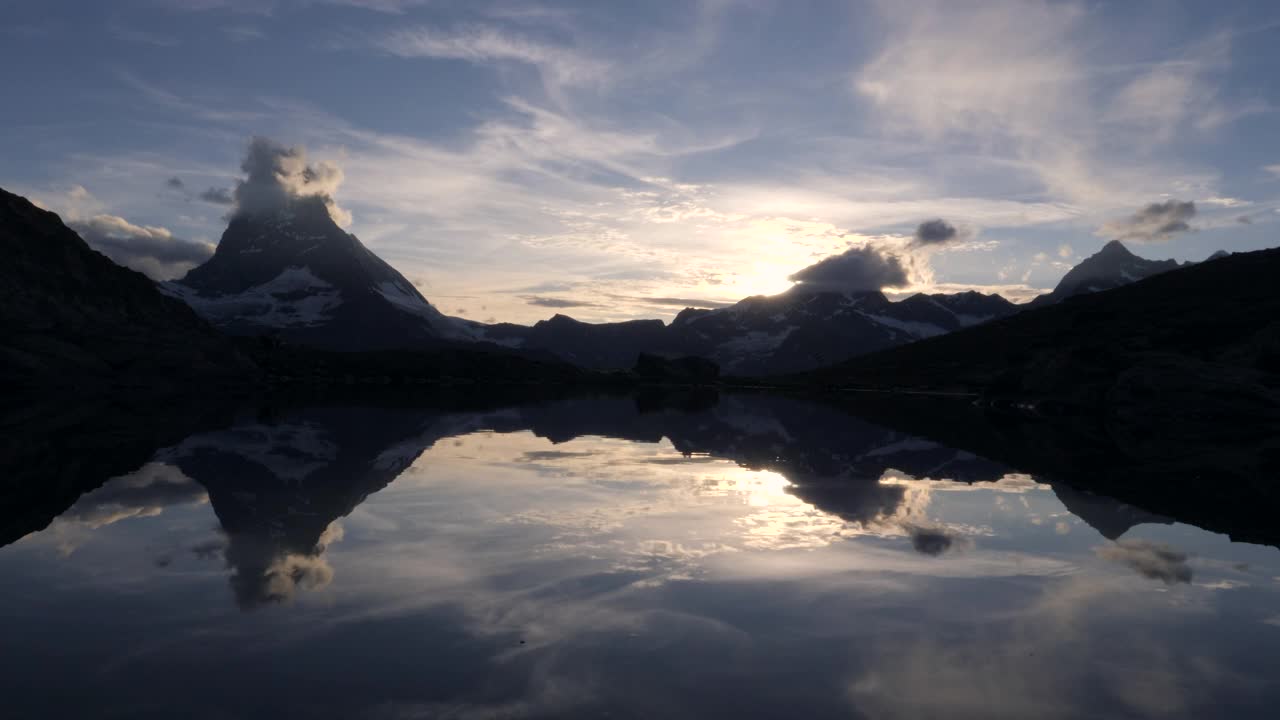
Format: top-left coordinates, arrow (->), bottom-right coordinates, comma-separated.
853,2 -> 1245,209
222,25 -> 264,42
1237,215 -> 1253,225
165,177 -> 185,190
379,25 -> 609,92
623,296 -> 734,309
69,214 -> 215,280
912,218 -> 959,247
1203,196 -> 1249,208
1266,164 -> 1280,178
1095,539 -> 1192,585
522,295 -> 603,309
198,186 -> 235,205
1098,200 -> 1196,243
109,23 -> 181,48
233,136 -> 351,226
787,245 -> 912,292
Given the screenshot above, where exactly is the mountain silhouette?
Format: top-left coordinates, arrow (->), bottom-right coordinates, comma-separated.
166,196 -> 473,351
807,245 -> 1280,411
1026,240 -> 1184,308
0,187 -> 254,391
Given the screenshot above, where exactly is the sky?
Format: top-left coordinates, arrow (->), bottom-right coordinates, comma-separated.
3,0 -> 1279,324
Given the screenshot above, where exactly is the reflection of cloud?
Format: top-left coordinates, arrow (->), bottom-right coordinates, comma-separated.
225,521 -> 344,610
1096,539 -> 1192,584
190,538 -> 226,560
519,450 -> 597,461
909,527 -> 955,556
58,462 -> 205,530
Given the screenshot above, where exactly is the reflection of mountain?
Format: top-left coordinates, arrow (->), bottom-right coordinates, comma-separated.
162,406 -> 490,609
835,392 -> 1280,547
0,397 -> 239,547
1050,484 -> 1171,541
8,387 -> 1274,594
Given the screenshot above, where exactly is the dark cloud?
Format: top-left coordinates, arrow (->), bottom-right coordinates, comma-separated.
198,187 -> 234,205
910,528 -> 955,556
233,136 -> 350,225
1237,215 -> 1253,225
788,245 -> 911,292
913,218 -> 959,246
165,177 -> 185,190
522,295 -> 603,308
600,294 -> 734,310
632,296 -> 734,309
1095,539 -> 1192,585
70,214 -> 215,280
1100,200 -> 1196,243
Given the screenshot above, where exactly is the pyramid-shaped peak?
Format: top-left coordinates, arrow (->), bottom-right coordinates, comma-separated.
1096,239 -> 1135,258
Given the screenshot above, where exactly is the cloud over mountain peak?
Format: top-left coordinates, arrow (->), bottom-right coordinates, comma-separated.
234,137 -> 351,226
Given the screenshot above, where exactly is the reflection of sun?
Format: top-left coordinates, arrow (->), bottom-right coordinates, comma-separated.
743,470 -> 794,507
689,467 -> 796,508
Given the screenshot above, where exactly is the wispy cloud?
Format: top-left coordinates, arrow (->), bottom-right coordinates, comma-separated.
109,23 -> 181,47
853,0 -> 1255,209
379,25 -> 610,95
221,25 -> 265,42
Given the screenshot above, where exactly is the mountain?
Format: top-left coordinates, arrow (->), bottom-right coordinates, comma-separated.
667,287 -> 1016,375
0,187 -> 600,390
153,191 -> 1213,377
159,195 -> 1021,373
466,287 -> 1016,375
165,196 -> 471,351
0,187 -> 255,391
468,242 -> 1206,375
1025,240 -> 1184,308
803,246 -> 1280,419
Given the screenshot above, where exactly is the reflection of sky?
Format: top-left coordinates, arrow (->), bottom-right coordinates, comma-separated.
2,431 -> 1280,719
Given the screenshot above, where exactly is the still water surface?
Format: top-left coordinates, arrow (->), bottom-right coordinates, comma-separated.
2,395 -> 1278,718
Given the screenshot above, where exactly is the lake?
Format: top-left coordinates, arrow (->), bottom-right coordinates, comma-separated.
2,392 -> 1278,719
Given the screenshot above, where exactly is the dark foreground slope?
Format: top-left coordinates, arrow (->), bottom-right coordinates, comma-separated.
0,188 -> 256,391
804,247 -> 1280,412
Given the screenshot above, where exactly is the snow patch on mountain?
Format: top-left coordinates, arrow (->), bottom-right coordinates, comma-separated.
162,266 -> 343,329
859,312 -> 947,339
374,279 -> 436,318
